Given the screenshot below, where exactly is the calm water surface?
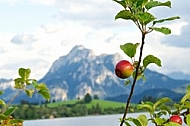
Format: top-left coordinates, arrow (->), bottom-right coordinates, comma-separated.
24,113 -> 186,126
24,114 -> 123,126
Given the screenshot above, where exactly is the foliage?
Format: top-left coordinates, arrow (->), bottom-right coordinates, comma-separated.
84,93 -> 92,103
112,0 -> 190,126
0,68 -> 50,126
12,100 -> 127,119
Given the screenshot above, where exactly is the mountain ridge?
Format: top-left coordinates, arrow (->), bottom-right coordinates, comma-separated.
0,45 -> 189,104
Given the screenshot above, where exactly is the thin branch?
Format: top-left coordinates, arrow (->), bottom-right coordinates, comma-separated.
3,90 -> 23,113
120,33 -> 146,126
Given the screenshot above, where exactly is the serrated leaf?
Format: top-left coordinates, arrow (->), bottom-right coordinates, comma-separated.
181,92 -> 190,103
145,1 -> 171,10
151,27 -> 171,35
137,114 -> 148,126
0,99 -> 6,107
136,12 -> 156,25
143,55 -> 161,68
153,16 -> 180,25
38,89 -> 51,101
4,107 -> 17,116
120,43 -> 140,58
153,97 -> 172,110
25,89 -> 34,98
115,10 -> 135,21
18,68 -> 31,80
113,0 -> 126,8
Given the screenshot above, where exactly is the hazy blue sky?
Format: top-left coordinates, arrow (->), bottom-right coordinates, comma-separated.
0,0 -> 189,79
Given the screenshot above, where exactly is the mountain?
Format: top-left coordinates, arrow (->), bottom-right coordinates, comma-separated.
38,45 -> 126,101
168,71 -> 190,81
106,88 -> 184,103
0,45 -> 190,104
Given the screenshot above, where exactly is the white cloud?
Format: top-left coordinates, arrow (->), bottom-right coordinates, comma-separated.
11,33 -> 37,50
31,0 -> 56,6
0,0 -> 190,80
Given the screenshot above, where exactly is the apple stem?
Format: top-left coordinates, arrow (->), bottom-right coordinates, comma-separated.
120,33 -> 146,126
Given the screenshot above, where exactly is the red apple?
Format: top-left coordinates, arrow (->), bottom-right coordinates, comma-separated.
169,115 -> 182,125
115,60 -> 133,79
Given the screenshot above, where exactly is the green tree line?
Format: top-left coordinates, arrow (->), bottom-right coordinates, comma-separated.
12,94 -> 127,120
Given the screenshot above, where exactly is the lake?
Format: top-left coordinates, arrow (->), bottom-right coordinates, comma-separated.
24,113 -> 186,126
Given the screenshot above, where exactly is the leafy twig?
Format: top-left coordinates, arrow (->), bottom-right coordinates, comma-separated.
120,33 -> 146,126
3,89 -> 23,113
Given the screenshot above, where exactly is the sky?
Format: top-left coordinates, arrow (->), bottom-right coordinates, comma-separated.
0,0 -> 189,80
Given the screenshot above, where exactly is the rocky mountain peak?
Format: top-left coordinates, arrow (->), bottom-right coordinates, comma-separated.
1,45 -> 189,104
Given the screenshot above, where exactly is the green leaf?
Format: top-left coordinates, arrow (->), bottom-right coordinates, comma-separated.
181,92 -> 190,103
173,103 -> 180,110
143,55 -> 161,68
145,1 -> 171,10
18,68 -> 31,80
32,80 -> 38,88
4,107 -> 17,116
165,122 -> 181,126
153,16 -> 180,25
137,114 -> 148,126
127,117 -> 142,126
187,114 -> 190,126
124,122 -> 131,126
38,89 -> 51,101
14,78 -> 24,89
153,97 -> 172,110
125,79 -> 131,85
159,105 -> 172,115
136,0 -> 148,8
124,120 -> 131,126
137,102 -> 154,114
115,10 -> 135,21
133,71 -> 145,81
35,83 -> 49,91
0,114 -> 8,120
155,110 -> 167,118
136,12 -> 156,25
25,89 -> 34,98
0,99 -> 6,107
184,101 -> 190,108
120,43 -> 140,58
154,118 -> 167,125
187,85 -> 190,93
151,27 -> 171,35
113,0 -> 126,8
0,90 -> 4,95
10,119 -> 23,124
